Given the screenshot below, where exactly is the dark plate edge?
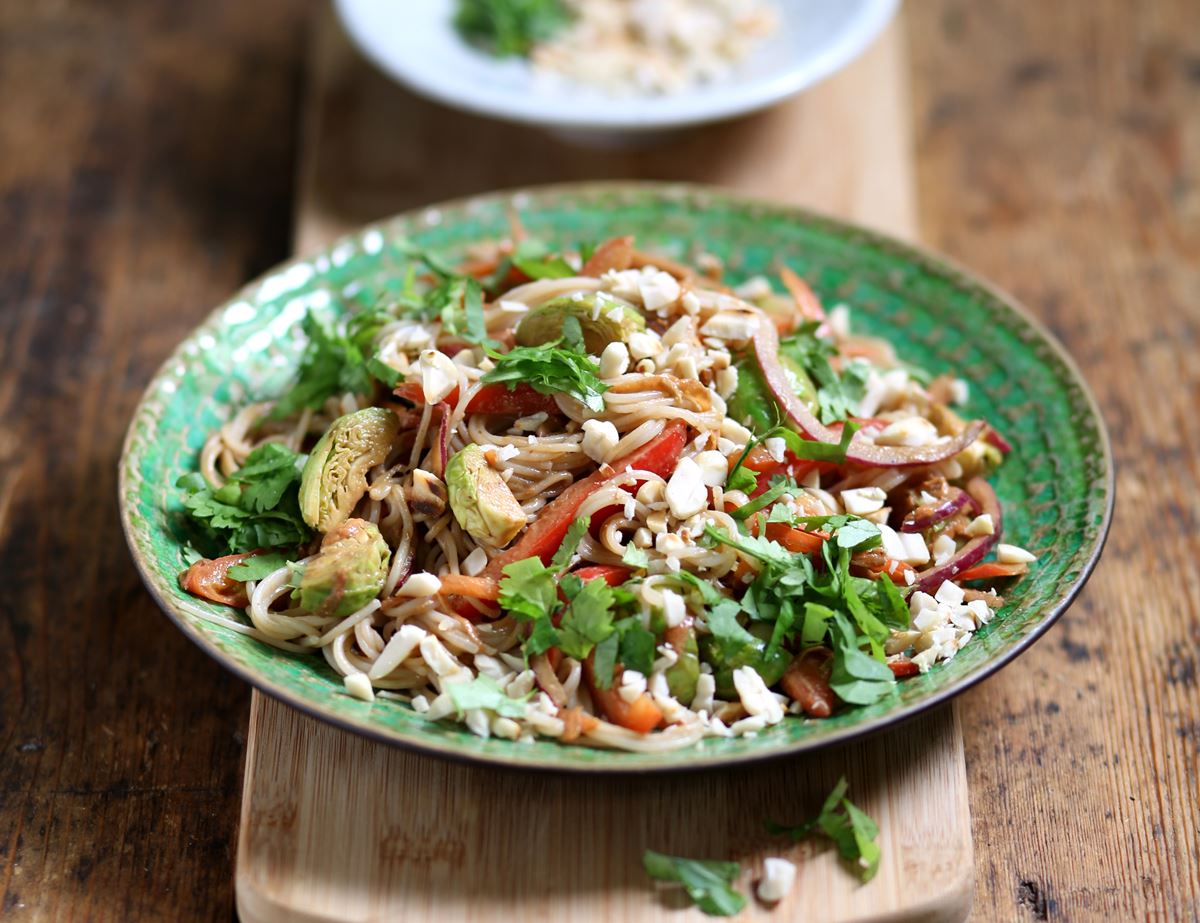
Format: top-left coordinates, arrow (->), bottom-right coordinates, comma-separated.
117,180 -> 1116,774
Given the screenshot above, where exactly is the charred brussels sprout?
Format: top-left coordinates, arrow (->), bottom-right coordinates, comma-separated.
445,444 -> 526,548
298,518 -> 390,616
515,292 -> 645,353
300,407 -> 398,533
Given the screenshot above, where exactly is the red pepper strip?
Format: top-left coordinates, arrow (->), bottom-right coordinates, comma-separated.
888,658 -> 920,678
580,236 -> 635,277
955,561 -> 1027,582
393,381 -> 426,404
466,382 -> 560,415
748,470 -> 775,499
394,381 -> 560,416
569,565 -> 633,587
582,657 -> 663,734
734,445 -> 839,481
881,558 -> 916,585
779,266 -> 827,323
179,550 -> 265,608
763,522 -> 827,555
480,421 -> 688,580
436,574 -> 500,602
984,425 -> 1014,454
752,320 -> 987,467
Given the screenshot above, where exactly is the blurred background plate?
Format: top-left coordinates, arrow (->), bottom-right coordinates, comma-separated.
334,0 -> 899,135
119,182 -> 1113,773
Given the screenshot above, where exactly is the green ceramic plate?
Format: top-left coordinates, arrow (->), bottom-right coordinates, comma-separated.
119,183 -> 1112,772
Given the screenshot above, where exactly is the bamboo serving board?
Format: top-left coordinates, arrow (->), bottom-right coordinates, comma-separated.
236,9 -> 973,922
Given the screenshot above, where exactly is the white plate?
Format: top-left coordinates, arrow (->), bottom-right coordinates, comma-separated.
335,0 -> 899,134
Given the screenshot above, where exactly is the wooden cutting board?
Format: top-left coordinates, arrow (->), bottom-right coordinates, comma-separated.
236,9 -> 973,922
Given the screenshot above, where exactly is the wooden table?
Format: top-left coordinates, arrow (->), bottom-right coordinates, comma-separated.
1,2 -> 1196,920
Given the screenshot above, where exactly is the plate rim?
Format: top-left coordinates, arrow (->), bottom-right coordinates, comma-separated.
332,0 -> 900,131
118,180 -> 1115,773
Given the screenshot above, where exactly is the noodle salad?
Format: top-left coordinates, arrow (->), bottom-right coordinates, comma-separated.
176,232 -> 1037,753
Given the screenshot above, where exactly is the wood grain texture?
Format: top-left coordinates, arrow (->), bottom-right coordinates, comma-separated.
240,699 -> 970,923
908,2 -> 1200,920
238,11 -> 972,923
0,3 -> 308,920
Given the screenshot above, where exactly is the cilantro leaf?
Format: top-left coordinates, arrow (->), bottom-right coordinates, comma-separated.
551,515 -> 591,571
454,0 -> 573,57
232,443 -> 305,513
621,544 -> 650,569
668,570 -> 723,607
703,524 -> 794,569
525,616 -> 560,657
703,598 -> 761,668
642,850 -> 746,917
730,478 -> 799,522
767,776 -> 881,883
790,513 -> 880,551
446,675 -> 528,718
873,572 -> 910,630
226,552 -> 291,582
461,277 -> 487,344
395,237 -> 461,279
496,514 -> 597,659
828,613 -> 895,705
177,444 -> 311,556
557,578 -> 616,660
592,633 -> 619,688
481,340 -> 608,413
270,313 -> 375,420
801,602 -> 836,645
366,356 -> 404,388
498,557 -> 559,623
834,517 -> 882,551
725,463 -> 758,494
510,238 -> 576,279
618,622 -> 657,676
842,574 -> 890,650
844,800 -> 882,882
784,420 -> 861,464
780,323 -> 868,425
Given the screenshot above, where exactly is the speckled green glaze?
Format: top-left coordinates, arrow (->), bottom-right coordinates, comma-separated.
118,183 -> 1112,772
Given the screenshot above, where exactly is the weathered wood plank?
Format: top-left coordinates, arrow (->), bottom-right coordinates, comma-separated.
909,1 -> 1200,919
0,4 -> 308,920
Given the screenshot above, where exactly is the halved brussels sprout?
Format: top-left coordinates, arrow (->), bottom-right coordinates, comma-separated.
928,403 -> 1003,478
298,518 -> 390,617
300,407 -> 398,533
515,292 -> 645,353
954,438 -> 1004,479
445,444 -> 526,548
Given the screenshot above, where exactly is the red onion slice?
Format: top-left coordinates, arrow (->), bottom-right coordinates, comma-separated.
984,426 -> 1013,454
430,402 -> 451,478
752,321 -> 986,468
900,487 -> 978,533
913,478 -> 1001,593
